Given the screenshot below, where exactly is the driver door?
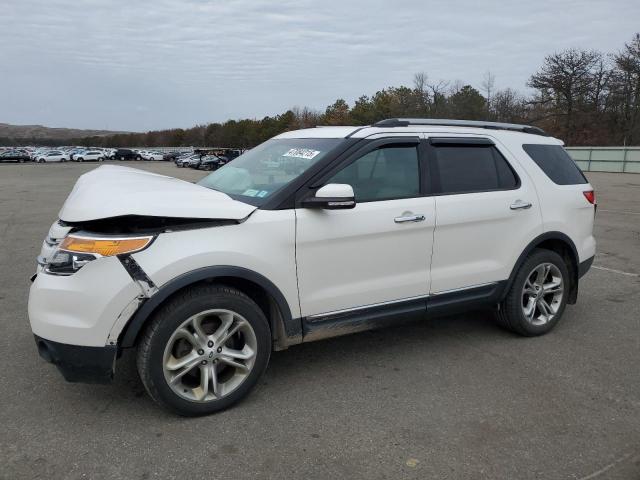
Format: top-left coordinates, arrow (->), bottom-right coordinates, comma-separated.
295,138 -> 435,318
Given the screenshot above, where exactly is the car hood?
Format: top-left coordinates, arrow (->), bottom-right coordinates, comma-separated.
58,165 -> 257,222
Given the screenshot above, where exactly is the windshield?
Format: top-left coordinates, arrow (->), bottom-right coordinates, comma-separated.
198,138 -> 342,205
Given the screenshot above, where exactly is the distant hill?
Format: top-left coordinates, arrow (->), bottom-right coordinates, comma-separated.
0,122 -> 131,142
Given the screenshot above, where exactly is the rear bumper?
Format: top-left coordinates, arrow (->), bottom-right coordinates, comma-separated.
579,255 -> 594,278
34,335 -> 117,384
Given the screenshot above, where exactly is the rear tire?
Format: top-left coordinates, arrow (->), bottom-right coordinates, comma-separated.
137,284 -> 271,416
496,249 -> 569,336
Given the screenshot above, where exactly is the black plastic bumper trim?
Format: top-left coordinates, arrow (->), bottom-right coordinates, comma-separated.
34,335 -> 117,384
578,255 -> 594,278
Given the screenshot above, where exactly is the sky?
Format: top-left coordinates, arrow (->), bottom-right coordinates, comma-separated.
1,0 -> 639,132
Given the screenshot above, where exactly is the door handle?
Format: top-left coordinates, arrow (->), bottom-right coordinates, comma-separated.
394,214 -> 425,223
510,200 -> 532,210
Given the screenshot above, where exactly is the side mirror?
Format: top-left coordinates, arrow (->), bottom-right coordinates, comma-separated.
302,183 -> 356,210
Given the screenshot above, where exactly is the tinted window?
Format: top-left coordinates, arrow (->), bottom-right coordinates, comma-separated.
522,144 -> 587,185
329,144 -> 420,202
433,145 -> 518,194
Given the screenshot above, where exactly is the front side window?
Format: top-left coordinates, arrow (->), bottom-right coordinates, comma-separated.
432,145 -> 518,194
198,138 -> 342,206
328,144 -> 420,202
522,144 -> 587,185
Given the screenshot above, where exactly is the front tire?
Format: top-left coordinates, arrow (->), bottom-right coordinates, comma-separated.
136,284 -> 271,416
496,249 -> 569,336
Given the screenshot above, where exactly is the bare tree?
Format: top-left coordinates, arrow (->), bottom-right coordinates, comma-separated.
481,70 -> 496,109
413,72 -> 430,114
528,48 -> 603,143
611,33 -> 640,144
426,79 -> 449,117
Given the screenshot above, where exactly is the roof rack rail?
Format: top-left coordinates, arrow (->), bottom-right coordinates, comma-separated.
373,118 -> 549,136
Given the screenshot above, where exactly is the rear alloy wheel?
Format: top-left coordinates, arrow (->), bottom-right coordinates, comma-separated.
496,249 -> 569,336
38,158 -> 45,163
137,284 -> 271,416
77,157 -> 83,162
521,263 -> 564,326
98,157 -> 104,162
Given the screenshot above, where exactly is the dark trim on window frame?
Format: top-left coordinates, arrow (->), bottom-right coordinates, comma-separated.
293,136 -> 431,207
425,139 -> 522,196
428,137 -> 495,146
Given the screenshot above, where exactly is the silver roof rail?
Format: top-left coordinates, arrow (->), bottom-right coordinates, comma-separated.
373,118 -> 549,136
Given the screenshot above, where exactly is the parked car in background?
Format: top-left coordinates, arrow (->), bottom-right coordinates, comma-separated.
198,155 -> 228,171
163,151 -> 181,161
141,150 -> 164,161
102,148 -> 116,160
36,150 -> 70,163
114,149 -> 142,160
0,150 -> 31,163
69,149 -> 86,161
176,154 -> 198,167
74,150 -> 104,162
31,148 -> 49,161
186,155 -> 204,168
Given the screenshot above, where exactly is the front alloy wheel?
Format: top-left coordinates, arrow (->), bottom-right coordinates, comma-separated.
163,309 -> 257,402
137,284 -> 271,416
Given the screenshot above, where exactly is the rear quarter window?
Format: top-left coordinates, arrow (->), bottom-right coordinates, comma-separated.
522,144 -> 587,185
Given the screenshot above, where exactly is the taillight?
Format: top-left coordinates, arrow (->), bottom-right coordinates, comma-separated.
583,190 -> 596,205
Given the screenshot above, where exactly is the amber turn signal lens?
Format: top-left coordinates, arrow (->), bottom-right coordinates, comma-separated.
59,235 -> 153,256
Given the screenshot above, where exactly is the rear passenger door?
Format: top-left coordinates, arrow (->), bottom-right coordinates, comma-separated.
425,136 -> 542,294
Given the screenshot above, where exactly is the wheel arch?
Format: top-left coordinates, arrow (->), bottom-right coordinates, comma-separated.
504,231 -> 580,304
119,266 -> 301,350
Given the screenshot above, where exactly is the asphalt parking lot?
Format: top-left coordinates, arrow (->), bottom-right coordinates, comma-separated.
1,161 -> 639,479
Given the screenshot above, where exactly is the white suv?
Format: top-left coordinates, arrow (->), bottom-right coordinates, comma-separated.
29,119 -> 596,416
74,150 -> 105,162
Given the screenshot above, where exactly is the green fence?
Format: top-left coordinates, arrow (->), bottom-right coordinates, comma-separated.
566,147 -> 640,173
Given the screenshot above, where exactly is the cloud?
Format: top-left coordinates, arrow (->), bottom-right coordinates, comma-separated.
0,0 -> 638,131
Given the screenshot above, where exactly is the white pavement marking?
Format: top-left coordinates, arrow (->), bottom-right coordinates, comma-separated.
577,452 -> 639,480
598,209 -> 640,216
592,265 -> 639,277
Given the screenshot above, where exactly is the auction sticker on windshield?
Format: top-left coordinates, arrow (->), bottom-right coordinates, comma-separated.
282,148 -> 321,160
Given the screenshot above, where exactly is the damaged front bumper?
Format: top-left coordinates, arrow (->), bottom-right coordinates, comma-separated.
34,335 -> 117,384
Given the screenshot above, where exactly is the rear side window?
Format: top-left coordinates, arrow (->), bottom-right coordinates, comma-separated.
432,145 -> 518,194
522,144 -> 587,185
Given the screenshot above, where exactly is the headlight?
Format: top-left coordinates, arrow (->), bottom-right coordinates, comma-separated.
45,234 -> 154,275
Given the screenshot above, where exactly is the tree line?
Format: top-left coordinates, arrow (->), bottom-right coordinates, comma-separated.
8,33 -> 640,148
